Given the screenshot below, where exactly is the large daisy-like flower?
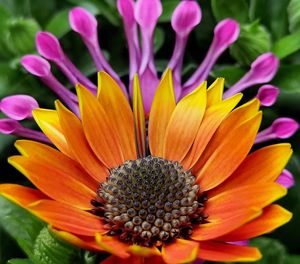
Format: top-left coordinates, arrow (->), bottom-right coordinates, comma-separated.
0,70 -> 292,263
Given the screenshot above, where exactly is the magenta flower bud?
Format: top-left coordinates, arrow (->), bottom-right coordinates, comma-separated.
224,53 -> 279,98
21,55 -> 50,77
0,95 -> 39,120
171,0 -> 202,37
69,7 -> 97,40
36,32 -> 63,60
272,118 -> 299,139
135,0 -> 162,32
117,0 -> 135,27
183,19 -> 239,95
276,169 -> 295,189
0,119 -> 22,135
256,85 -> 280,107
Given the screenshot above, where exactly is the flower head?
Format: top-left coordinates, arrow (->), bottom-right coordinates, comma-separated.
0,71 -> 292,263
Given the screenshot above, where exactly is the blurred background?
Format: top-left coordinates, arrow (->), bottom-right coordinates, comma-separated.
0,0 -> 299,263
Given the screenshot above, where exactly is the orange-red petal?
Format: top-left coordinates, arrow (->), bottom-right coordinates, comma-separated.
9,155 -> 95,210
50,227 -> 104,252
133,74 -> 146,157
102,255 -> 164,264
127,244 -> 161,257
163,82 -> 207,162
191,208 -> 261,241
98,72 -> 137,160
198,241 -> 262,262
161,239 -> 199,264
182,93 -> 242,169
55,101 -> 108,182
28,200 -> 106,236
210,144 -> 292,196
95,234 -> 130,259
0,184 -> 47,207
148,69 -> 176,157
219,204 -> 292,241
32,108 -> 72,157
195,112 -> 262,190
76,84 -> 124,168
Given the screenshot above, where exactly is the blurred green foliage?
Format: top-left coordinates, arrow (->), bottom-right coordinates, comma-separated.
0,0 -> 300,263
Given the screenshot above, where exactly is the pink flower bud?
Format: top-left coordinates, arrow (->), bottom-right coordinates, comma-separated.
36,32 -> 63,60
256,85 -> 280,106
135,0 -> 162,31
0,119 -> 22,134
276,169 -> 295,189
69,7 -> 97,40
117,0 -> 135,26
214,19 -> 240,54
272,118 -> 299,139
0,95 -> 39,120
21,55 -> 51,77
171,0 -> 202,37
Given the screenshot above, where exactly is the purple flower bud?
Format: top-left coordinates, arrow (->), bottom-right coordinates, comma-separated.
0,95 -> 39,120
135,0 -> 162,32
36,32 -> 64,60
256,85 -> 280,107
272,118 -> 299,139
171,0 -> 201,37
21,55 -> 51,77
0,119 -> 22,134
117,0 -> 135,27
224,53 -> 279,98
183,19 -> 239,95
213,19 -> 240,55
276,169 -> 295,189
69,7 -> 97,40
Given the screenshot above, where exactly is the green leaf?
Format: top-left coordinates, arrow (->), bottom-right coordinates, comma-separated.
249,0 -> 290,40
0,196 -> 45,260
7,259 -> 33,264
249,237 -> 287,264
33,227 -> 80,264
288,0 -> 300,33
45,9 -> 71,38
159,0 -> 180,22
211,65 -> 246,87
230,21 -> 271,65
285,255 -> 300,264
6,18 -> 40,55
211,0 -> 249,23
154,27 -> 165,53
272,65 -> 300,93
272,31 -> 300,59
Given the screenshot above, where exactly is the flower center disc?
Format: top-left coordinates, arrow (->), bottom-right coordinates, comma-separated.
93,156 -> 207,246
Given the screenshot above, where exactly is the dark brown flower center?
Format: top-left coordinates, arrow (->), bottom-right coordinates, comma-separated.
91,156 -> 207,247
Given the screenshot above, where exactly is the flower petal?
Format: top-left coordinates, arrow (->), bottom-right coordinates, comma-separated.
0,184 -> 47,207
55,101 -> 108,182
163,81 -> 207,161
182,93 -> 242,169
76,84 -> 124,168
191,208 -> 261,241
102,255 -> 164,264
161,238 -> 199,264
205,183 -> 287,220
148,69 -> 176,157
50,227 -> 104,252
219,204 -> 292,241
195,111 -> 262,190
210,144 -> 292,196
206,78 -> 224,107
127,244 -> 161,257
14,140 -> 98,191
98,71 -> 137,160
28,200 -> 105,236
9,155 -> 96,210
133,74 -> 146,157
32,108 -> 72,157
198,241 -> 261,262
95,234 -> 130,259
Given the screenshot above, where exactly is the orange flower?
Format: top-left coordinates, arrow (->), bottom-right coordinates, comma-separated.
0,70 -> 292,263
